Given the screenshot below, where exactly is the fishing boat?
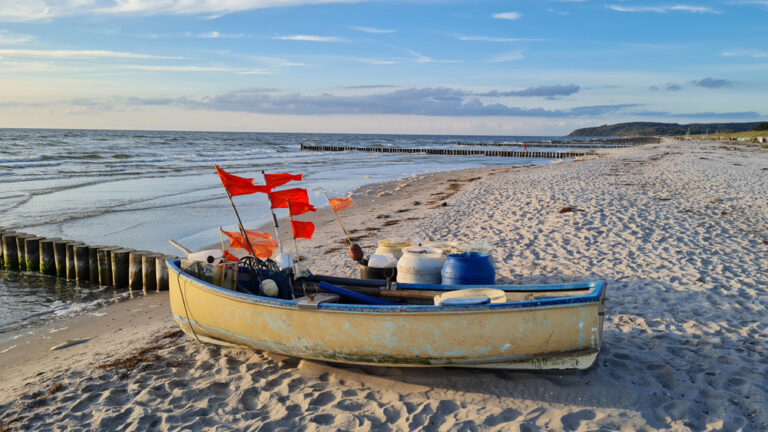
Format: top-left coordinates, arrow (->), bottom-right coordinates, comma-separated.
167,259 -> 606,370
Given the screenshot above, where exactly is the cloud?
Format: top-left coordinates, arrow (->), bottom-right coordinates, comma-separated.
665,83 -> 682,91
352,26 -> 396,34
487,51 -> 524,63
691,77 -> 734,88
81,86 -> 621,118
189,31 -> 245,38
547,8 -> 570,15
722,49 -> 768,59
0,0 -> 365,22
273,35 -> 347,42
479,84 -> 580,97
492,12 -> 522,20
0,49 -> 180,59
341,85 -> 398,89
606,5 -> 718,13
631,110 -> 760,119
0,30 -> 35,44
116,65 -> 272,74
454,35 -> 546,42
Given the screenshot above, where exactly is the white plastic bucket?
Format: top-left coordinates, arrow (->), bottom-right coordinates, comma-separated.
396,246 -> 444,284
375,238 -> 412,260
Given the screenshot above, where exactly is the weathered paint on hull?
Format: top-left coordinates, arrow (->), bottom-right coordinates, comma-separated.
168,260 -> 606,370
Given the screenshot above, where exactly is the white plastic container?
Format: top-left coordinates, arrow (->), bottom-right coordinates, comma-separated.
187,249 -> 223,263
396,246 -> 444,284
368,253 -> 397,269
375,238 -> 412,260
423,240 -> 463,255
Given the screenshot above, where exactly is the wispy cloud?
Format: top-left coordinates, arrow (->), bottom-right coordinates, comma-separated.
351,26 -> 396,34
492,12 -> 522,20
0,30 -> 35,44
0,0 -> 365,22
691,77 -> 734,88
487,51 -> 524,63
0,49 -> 180,59
116,65 -> 271,74
479,84 -> 580,98
273,35 -> 347,42
81,87 -> 631,117
547,8 -> 570,15
341,85 -> 398,89
606,5 -> 719,13
454,35 -> 546,42
722,49 -> 768,58
187,31 -> 245,39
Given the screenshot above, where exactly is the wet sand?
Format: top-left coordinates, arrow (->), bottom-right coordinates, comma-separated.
1,138 -> 766,431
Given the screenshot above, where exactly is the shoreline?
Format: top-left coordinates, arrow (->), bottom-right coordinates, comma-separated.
2,139 -> 767,430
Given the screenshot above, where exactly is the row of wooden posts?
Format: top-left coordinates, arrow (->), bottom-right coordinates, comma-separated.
0,229 -> 174,292
299,143 -> 590,159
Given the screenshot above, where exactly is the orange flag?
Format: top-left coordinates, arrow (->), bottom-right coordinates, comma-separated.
288,201 -> 317,216
215,166 -> 270,196
223,249 -> 241,262
328,197 -> 354,212
222,229 -> 272,250
265,173 -> 302,189
291,220 -> 315,239
269,188 -> 310,208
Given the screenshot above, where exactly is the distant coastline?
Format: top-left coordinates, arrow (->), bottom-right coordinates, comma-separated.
568,121 -> 766,137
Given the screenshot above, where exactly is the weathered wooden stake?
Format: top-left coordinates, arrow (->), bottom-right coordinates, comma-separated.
15,234 -> 31,271
156,255 -> 171,291
88,245 -> 104,283
128,250 -> 148,291
111,248 -> 133,289
2,232 -> 19,270
74,244 -> 91,282
141,253 -> 160,292
65,242 -> 82,279
53,241 -> 68,277
0,230 -> 6,270
97,246 -> 120,286
24,237 -> 41,272
39,238 -> 59,275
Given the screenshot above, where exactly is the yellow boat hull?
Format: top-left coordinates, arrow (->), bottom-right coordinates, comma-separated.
168,260 -> 606,370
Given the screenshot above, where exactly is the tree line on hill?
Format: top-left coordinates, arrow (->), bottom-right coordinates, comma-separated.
568,121 -> 767,137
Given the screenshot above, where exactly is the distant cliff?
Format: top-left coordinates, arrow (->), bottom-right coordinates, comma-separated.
568,122 -> 764,137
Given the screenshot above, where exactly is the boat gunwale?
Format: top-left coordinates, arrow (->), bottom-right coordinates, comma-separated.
167,259 -> 605,313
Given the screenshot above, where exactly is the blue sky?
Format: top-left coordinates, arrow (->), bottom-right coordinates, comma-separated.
0,0 -> 766,135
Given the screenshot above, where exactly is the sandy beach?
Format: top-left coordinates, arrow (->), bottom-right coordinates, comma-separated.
1,138 -> 766,431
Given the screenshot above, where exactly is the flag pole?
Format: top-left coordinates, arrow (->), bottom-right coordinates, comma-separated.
261,170 -> 284,255
223,188 -> 257,258
286,203 -> 302,265
324,192 -> 353,246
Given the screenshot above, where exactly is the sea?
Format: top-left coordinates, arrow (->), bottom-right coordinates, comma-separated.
0,128 -> 586,342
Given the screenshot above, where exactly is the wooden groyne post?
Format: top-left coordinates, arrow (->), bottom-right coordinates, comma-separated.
53,240 -> 68,277
111,248 -> 133,289
15,234 -> 33,271
97,246 -> 121,286
24,237 -> 41,272
156,255 -> 171,291
129,250 -> 149,291
38,238 -> 59,275
74,244 -> 91,282
2,231 -> 19,270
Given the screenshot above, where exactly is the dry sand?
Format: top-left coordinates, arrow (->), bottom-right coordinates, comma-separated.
1,138 -> 766,431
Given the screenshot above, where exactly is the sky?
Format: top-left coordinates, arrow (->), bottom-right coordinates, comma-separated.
0,0 -> 766,136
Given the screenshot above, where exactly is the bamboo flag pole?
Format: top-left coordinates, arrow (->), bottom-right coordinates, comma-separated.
286,203 -> 301,265
219,226 -> 226,252
324,192 -> 353,246
261,170 -> 284,255
222,189 -> 257,258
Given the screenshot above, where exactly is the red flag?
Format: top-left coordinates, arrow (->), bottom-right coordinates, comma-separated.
222,230 -> 271,250
215,166 -> 270,196
223,249 -> 241,262
269,188 -> 309,208
328,197 -> 354,212
288,201 -> 317,216
291,220 -> 315,239
265,173 -> 302,189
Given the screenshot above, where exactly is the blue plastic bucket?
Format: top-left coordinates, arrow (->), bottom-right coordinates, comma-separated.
441,252 -> 495,285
